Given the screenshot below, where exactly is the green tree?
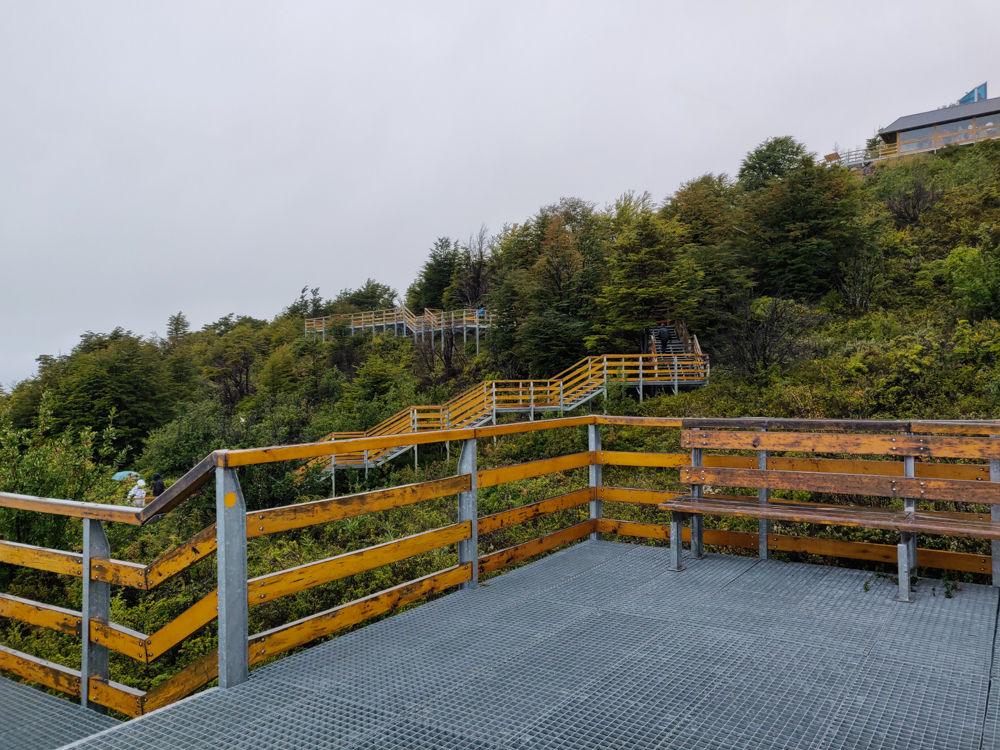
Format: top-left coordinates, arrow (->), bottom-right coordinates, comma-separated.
335,279 -> 397,311
406,238 -> 460,310
589,208 -> 708,352
43,330 -> 173,457
0,394 -> 122,550
738,136 -> 808,192
739,158 -> 868,299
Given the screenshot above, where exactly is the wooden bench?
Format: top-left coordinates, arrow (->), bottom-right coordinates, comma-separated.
658,429 -> 1000,601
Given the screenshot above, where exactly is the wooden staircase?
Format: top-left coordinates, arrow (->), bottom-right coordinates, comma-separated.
319,321 -> 709,471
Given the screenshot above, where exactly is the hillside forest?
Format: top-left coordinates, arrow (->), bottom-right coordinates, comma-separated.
3,136 -> 1000,701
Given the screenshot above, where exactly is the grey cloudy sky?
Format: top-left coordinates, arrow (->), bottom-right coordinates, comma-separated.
2,1 -> 998,386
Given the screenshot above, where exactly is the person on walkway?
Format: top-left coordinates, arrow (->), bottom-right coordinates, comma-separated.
127,479 -> 147,507
658,323 -> 670,351
151,473 -> 165,498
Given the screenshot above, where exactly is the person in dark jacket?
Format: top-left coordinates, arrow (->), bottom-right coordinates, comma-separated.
658,323 -> 670,350
151,473 -> 166,498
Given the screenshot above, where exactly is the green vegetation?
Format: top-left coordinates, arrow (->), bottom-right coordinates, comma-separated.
4,137 -> 1000,704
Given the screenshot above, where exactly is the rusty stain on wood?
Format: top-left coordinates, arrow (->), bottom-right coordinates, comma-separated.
681,430 -> 1000,460
478,489 -> 592,535
249,522 -> 471,605
477,453 -> 593,489
0,645 -> 81,697
478,520 -> 595,575
251,476 -> 470,538
0,594 -> 81,636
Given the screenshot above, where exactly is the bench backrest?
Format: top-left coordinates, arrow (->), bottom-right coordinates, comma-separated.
678,430 -> 1000,505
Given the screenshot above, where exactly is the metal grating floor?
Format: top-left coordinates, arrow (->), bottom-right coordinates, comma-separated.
46,541 -> 1000,749
0,671 -> 119,750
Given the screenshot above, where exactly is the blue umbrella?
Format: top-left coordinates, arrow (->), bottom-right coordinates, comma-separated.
112,471 -> 141,481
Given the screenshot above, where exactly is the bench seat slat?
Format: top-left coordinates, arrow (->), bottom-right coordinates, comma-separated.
680,466 -> 999,504
660,496 -> 1000,540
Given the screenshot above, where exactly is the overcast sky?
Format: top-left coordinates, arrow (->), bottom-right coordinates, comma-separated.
2,1 -> 998,387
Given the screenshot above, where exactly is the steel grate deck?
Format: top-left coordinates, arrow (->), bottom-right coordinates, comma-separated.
44,540 -> 1000,749
0,672 -> 119,750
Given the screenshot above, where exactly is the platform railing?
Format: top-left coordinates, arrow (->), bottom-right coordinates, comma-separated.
304,307 -> 494,336
3,416 -> 997,718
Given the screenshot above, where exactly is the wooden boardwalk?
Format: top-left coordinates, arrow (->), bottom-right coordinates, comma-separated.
33,541 -> 1000,750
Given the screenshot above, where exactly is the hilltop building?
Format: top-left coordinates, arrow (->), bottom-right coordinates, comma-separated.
833,83 -> 1000,167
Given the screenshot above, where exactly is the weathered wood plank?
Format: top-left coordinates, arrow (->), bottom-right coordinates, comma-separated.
225,417 -> 597,468
681,418 -> 913,432
682,430 -> 1000,460
87,677 -> 146,718
145,590 -> 219,661
0,645 -> 80,697
767,456 -> 992,481
478,520 -> 595,575
662,496 -> 1000,540
248,564 -> 472,665
597,452 -> 759,469
250,522 -> 471,605
144,524 -> 218,589
91,558 -> 148,589
597,487 -> 674,505
679,466 -> 1000,504
0,594 -> 81,635
139,453 -> 218,523
767,534 -> 992,574
594,518 -> 759,549
477,453 -> 593,489
478,489 -> 592,535
90,621 -> 149,663
143,649 -> 218,713
0,492 -> 142,524
0,540 -> 82,577
250,476 -> 470,538
594,416 -> 684,427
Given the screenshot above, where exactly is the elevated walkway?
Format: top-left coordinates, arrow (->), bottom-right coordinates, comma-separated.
42,542 -> 1000,750
305,306 -> 494,353
315,319 -> 709,472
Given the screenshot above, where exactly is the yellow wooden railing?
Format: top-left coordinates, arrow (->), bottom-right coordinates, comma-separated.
1,416 -> 999,717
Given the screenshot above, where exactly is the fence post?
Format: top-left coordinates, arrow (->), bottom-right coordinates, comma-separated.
896,442 -> 917,603
690,446 -> 704,559
81,519 -> 110,712
458,439 -> 479,590
559,381 -> 565,413
758,428 -> 771,560
673,356 -> 679,396
530,383 -> 535,421
589,424 -> 602,541
216,466 -> 248,688
638,357 -> 644,403
992,435 -> 999,587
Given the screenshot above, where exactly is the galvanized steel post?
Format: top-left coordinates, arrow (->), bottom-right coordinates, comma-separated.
896,447 -> 917,603
589,424 -> 603,541
458,439 -> 478,590
991,435 -> 999,586
757,428 -> 771,560
216,466 -> 248,688
81,519 -> 110,712
690,447 -> 704,559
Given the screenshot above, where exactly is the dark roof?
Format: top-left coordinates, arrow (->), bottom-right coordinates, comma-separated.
880,96 -> 1000,137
